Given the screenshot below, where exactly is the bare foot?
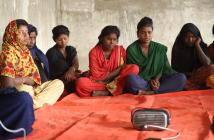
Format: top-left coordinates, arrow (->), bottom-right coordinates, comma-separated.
138,90 -> 155,95
92,91 -> 110,96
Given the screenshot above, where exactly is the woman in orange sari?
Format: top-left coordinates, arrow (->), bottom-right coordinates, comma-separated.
76,25 -> 139,97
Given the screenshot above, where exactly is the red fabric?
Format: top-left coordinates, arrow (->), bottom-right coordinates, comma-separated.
21,90 -> 214,140
89,45 -> 126,81
111,64 -> 139,96
76,64 -> 139,97
75,77 -> 106,97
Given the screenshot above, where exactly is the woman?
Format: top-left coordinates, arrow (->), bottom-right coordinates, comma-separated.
126,17 -> 186,95
171,23 -> 214,90
27,24 -> 49,83
46,25 -> 80,93
0,19 -> 64,109
76,25 -> 139,97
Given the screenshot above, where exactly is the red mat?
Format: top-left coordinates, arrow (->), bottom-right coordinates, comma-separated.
22,90 -> 214,140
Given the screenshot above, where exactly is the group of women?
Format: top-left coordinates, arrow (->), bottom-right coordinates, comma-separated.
0,17 -> 213,138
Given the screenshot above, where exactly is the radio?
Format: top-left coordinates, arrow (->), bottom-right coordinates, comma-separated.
131,108 -> 180,140
131,108 -> 170,130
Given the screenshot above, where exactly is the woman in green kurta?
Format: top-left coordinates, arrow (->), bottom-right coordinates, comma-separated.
125,17 -> 186,94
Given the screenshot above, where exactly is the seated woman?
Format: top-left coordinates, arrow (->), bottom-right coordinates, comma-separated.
27,24 -> 49,83
76,25 -> 139,97
0,19 -> 64,109
171,23 -> 214,90
126,17 -> 186,95
0,88 -> 34,139
46,25 -> 80,93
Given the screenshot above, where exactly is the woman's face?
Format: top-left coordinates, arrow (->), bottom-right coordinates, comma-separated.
101,33 -> 118,51
28,31 -> 37,48
137,26 -> 153,45
55,34 -> 69,48
184,32 -> 197,47
17,25 -> 29,47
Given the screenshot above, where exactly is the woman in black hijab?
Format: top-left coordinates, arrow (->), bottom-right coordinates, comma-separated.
171,23 -> 214,90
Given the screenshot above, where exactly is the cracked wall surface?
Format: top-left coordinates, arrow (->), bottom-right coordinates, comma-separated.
0,0 -> 213,70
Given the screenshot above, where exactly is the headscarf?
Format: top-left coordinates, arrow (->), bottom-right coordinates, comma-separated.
28,24 -> 49,77
171,23 -> 208,74
2,20 -> 26,51
0,20 -> 41,85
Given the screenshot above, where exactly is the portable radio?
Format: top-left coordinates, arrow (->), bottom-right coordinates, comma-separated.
131,108 -> 170,131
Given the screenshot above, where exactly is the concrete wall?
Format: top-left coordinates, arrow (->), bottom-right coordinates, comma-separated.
0,0 -> 214,70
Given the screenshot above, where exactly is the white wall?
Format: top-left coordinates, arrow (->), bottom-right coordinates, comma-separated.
0,0 -> 214,70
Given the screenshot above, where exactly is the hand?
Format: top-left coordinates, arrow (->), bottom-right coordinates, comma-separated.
75,70 -> 82,78
81,70 -> 90,77
22,77 -> 35,86
64,68 -> 76,81
195,38 -> 201,47
150,79 -> 160,90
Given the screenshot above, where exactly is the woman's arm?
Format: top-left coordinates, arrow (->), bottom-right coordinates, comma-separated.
99,65 -> 123,84
0,76 -> 35,88
195,38 -> 211,65
71,55 -> 79,70
64,55 -> 79,81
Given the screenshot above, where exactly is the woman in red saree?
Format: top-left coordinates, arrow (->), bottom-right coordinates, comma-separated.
76,25 -> 139,97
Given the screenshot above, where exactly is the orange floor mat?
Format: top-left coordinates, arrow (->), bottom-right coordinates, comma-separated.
22,90 -> 214,140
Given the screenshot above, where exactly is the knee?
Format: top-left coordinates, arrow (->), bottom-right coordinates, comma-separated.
52,79 -> 64,91
125,64 -> 139,74
76,78 -> 88,89
52,79 -> 64,87
176,73 -> 187,84
125,74 -> 142,87
126,74 -> 138,82
76,78 -> 92,97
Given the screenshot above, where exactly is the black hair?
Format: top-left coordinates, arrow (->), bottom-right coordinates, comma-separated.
137,17 -> 153,32
16,19 -> 28,29
98,25 -> 120,43
177,23 -> 203,45
28,24 -> 38,35
52,25 -> 70,41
